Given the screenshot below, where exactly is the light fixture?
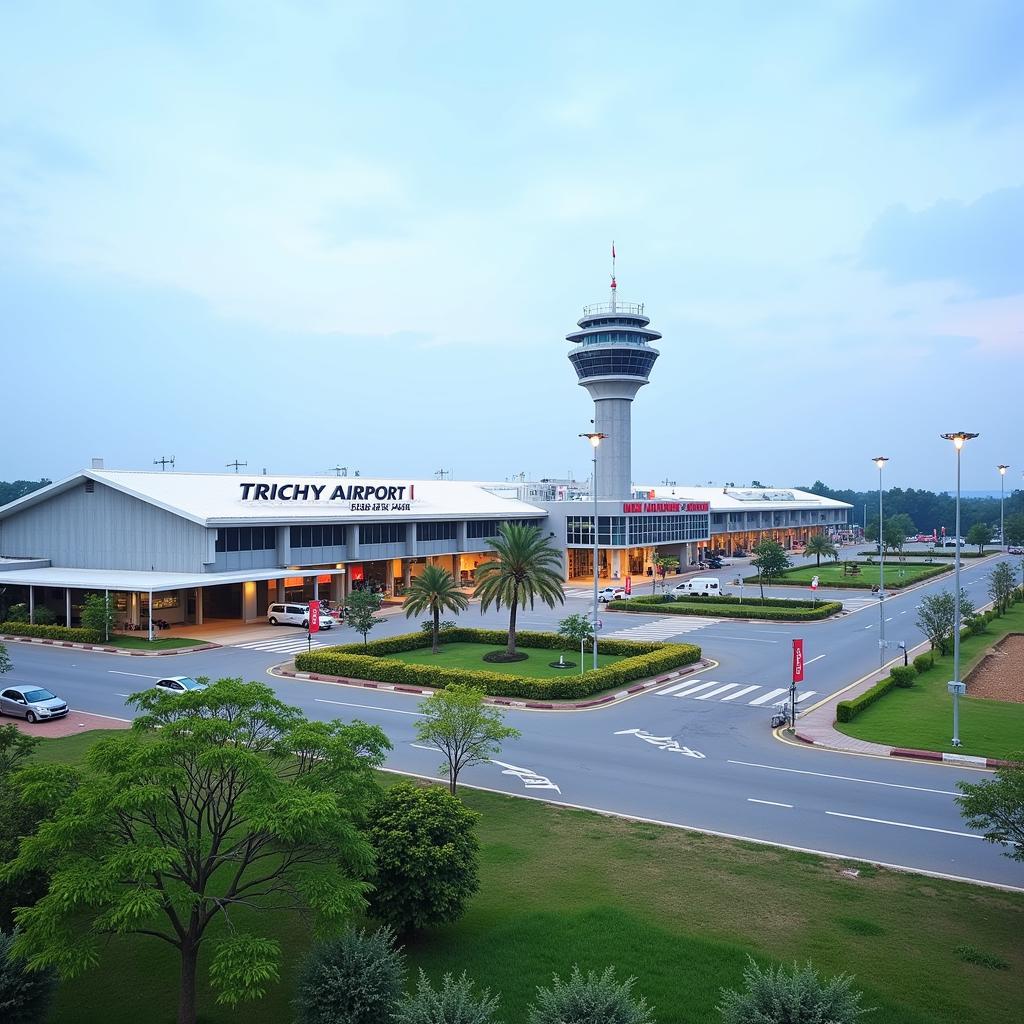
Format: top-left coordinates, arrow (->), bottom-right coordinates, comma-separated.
941,431 -> 978,450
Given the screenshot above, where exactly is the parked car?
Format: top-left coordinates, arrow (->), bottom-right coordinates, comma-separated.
671,577 -> 722,598
915,534 -> 935,543
0,685 -> 69,723
154,676 -> 208,695
598,586 -> 627,603
267,603 -> 337,628
1008,546 -> 1024,555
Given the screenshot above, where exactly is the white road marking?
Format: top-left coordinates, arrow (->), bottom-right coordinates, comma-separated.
114,692 -> 131,697
728,760 -> 960,795
657,678 -> 708,696
314,698 -> 426,717
864,623 -> 873,629
658,680 -> 722,698
720,685 -> 759,701
490,758 -> 561,793
825,811 -> 983,840
699,634 -> 779,644
603,616 -> 720,641
748,798 -> 793,808
695,683 -> 740,700
411,743 -> 441,752
805,654 -> 826,665
748,687 -> 789,705
108,670 -> 162,679
885,617 -> 894,622
614,728 -> 705,758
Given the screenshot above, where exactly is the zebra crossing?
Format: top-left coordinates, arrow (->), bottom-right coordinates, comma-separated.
233,633 -> 334,655
843,598 -> 877,612
656,678 -> 817,707
602,616 -> 720,641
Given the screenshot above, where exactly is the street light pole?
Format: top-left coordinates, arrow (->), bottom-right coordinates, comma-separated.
998,465 -> 1009,549
873,457 -> 888,668
941,432 -> 978,747
580,432 -> 607,671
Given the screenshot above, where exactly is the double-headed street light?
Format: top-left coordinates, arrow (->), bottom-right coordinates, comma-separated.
579,431 -> 606,671
941,431 -> 979,747
873,456 -> 889,667
997,465 -> 1009,549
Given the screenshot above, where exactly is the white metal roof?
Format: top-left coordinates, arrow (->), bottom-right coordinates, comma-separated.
634,485 -> 853,512
0,565 -> 345,593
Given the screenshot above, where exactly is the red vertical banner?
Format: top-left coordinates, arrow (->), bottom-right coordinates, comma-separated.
792,638 -> 804,683
625,575 -> 632,595
308,599 -> 320,633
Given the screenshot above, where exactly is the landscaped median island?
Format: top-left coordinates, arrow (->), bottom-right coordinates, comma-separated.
748,560 -> 952,589
608,594 -> 843,621
294,627 -> 702,701
0,621 -> 209,650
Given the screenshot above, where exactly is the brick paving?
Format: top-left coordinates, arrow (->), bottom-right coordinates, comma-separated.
3,710 -> 130,737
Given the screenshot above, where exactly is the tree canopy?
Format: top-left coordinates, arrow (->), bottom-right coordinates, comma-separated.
402,565 -> 468,653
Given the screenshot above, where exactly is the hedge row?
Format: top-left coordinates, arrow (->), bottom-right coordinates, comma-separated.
623,593 -> 830,609
836,644 -> 940,722
856,549 -> 992,559
0,621 -> 102,643
295,629 -> 701,701
751,563 -> 952,589
608,598 -> 843,621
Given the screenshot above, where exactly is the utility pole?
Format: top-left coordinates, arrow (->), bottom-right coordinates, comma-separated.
226,460 -> 247,474
153,456 -> 175,471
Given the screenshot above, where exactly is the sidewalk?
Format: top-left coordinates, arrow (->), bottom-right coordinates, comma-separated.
793,663 -> 896,756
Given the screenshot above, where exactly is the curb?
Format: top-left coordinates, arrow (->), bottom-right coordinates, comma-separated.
273,659 -> 712,711
890,746 -> 1015,769
0,634 -> 221,657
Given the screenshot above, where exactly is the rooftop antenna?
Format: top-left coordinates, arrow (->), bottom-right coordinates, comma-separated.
153,456 -> 175,472
226,459 -> 247,474
434,468 -> 452,480
332,465 -> 347,477
610,239 -> 617,312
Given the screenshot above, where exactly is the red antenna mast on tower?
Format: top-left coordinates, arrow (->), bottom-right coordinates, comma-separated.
610,240 -> 617,310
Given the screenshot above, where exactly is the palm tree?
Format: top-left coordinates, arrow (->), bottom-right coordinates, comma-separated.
474,522 -> 566,656
402,565 -> 469,653
804,533 -> 837,567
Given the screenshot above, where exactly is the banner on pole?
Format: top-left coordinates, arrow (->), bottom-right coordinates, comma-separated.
309,599 -> 320,634
792,638 -> 804,683
625,576 -> 632,595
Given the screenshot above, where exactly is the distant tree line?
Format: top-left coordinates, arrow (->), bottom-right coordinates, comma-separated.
0,480 -> 50,507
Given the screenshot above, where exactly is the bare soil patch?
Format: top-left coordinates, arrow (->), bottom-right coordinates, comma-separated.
967,633 -> 1024,703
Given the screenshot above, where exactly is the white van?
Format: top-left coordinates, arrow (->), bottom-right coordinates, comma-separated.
671,577 -> 722,598
267,604 -> 336,629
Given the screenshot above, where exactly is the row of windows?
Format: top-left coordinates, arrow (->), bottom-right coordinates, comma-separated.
565,516 -> 627,546
215,527 -> 277,553
566,515 -> 709,546
290,525 -> 348,549
578,331 -> 650,346
359,523 -> 405,545
581,317 -> 648,329
569,350 -> 658,380
417,521 -> 457,542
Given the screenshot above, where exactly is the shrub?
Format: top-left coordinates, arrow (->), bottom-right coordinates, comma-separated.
393,970 -> 500,1024
0,622 -> 102,644
890,666 -> 917,688
912,652 -> 934,674
5,605 -> 29,623
366,782 -> 480,934
0,929 -> 58,1024
718,957 -> 871,1024
293,927 -> 405,1024
527,965 -> 654,1024
836,677 -> 896,723
608,600 -> 842,621
30,607 -> 56,626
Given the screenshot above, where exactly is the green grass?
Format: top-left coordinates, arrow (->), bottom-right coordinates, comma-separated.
838,605 -> 1024,759
752,561 -> 950,589
28,732 -> 1024,1024
105,635 -> 210,650
384,641 -> 626,678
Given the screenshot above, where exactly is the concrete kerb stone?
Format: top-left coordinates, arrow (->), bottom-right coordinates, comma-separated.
271,658 -> 711,711
0,634 -> 221,657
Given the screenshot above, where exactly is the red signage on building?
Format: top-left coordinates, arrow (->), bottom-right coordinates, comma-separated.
622,500 -> 710,514
792,638 -> 804,683
309,600 -> 320,634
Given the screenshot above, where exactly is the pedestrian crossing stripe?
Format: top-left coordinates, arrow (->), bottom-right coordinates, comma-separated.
233,636 -> 333,654
656,680 -> 816,707
602,616 -> 721,641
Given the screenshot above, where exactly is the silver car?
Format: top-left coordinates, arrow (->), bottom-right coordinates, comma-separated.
0,685 -> 69,723
153,676 -> 208,695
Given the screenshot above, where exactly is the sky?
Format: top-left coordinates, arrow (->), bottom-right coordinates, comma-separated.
2,0 -> 1022,495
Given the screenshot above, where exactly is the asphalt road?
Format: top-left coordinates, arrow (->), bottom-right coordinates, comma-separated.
3,549 -> 1022,890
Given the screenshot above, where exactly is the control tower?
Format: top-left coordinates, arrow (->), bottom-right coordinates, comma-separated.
567,249 -> 661,499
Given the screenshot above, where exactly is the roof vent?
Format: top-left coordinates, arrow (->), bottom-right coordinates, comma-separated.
91,458 -> 104,469
85,480 -> 95,493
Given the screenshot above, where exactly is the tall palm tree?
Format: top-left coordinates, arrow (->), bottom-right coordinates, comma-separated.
403,565 -> 469,653
804,533 -> 837,567
474,522 -> 565,656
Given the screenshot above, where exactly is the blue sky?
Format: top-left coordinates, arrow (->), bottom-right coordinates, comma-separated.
2,0 -> 1022,493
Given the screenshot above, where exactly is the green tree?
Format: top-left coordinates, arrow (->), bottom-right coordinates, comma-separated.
718,958 -> 871,1023
366,782 -> 480,934
414,684 -> 520,794
751,540 -> 791,600
394,970 -> 500,1024
402,566 -> 469,654
886,513 -> 916,557
5,679 -> 390,1024
1004,513 -> 1024,547
652,553 -> 679,591
294,926 -> 406,1024
4,604 -> 29,624
528,965 -> 654,1024
556,613 -> 593,662
0,928 -> 57,1024
956,757 -> 1024,863
915,589 -> 975,654
346,590 -> 385,647
803,534 -> 836,567
474,523 -> 565,656
79,592 -> 116,641
987,562 -> 1016,616
967,522 -> 993,553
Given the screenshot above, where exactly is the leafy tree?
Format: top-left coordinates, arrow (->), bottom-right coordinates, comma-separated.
294,926 -> 405,1024
415,684 -> 520,794
652,554 -> 679,591
0,480 -> 51,507
886,513 -> 916,557
4,604 -> 29,624
803,534 -> 836,567
527,965 -> 654,1024
403,566 -> 469,653
346,589 -> 385,647
956,757 -> 1024,863
5,679 -> 390,1024
365,782 -> 480,934
967,522 -> 992,553
751,540 -> 791,600
0,929 -> 57,1024
557,613 -> 593,659
474,523 -> 565,656
80,592 -> 116,641
394,969 -> 500,1024
28,607 -> 55,626
987,562 -> 1016,616
915,589 -> 975,654
1005,513 -> 1024,547
718,957 -> 871,1023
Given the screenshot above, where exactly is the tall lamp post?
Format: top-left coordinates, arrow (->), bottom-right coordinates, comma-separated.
941,431 -> 979,747
997,465 -> 1009,548
580,432 -> 606,671
873,456 -> 888,667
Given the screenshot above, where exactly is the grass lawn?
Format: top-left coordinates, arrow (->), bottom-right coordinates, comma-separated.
385,641 -> 626,677
838,604 -> 1024,759
753,561 -> 950,589
28,732 -> 1023,1024
105,635 -> 210,650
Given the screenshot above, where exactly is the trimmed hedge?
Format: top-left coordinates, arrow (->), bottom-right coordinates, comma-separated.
623,593 -> 830,609
891,665 -> 917,688
912,652 -> 934,673
857,549 -> 993,559
294,628 -> 701,701
836,676 -> 897,723
608,598 -> 843,621
750,563 -> 952,590
0,621 -> 102,643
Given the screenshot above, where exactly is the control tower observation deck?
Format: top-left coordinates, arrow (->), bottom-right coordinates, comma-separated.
567,268 -> 662,500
